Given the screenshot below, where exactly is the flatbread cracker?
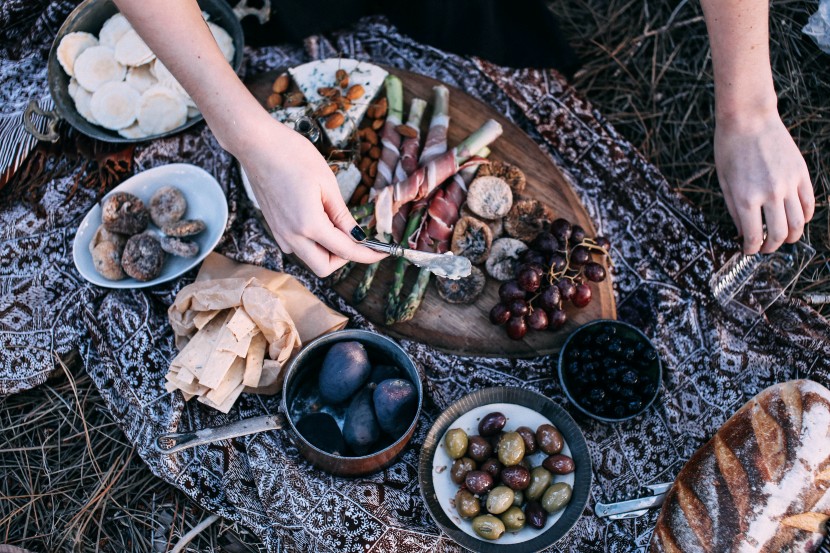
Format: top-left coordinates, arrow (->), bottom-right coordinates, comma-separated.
73,46 -> 125,92
118,123 -> 146,139
207,22 -> 234,63
90,81 -> 139,130
72,85 -> 99,125
99,13 -> 132,47
243,333 -> 267,387
126,64 -> 157,93
137,85 -> 187,135
114,29 -> 155,67
57,32 -> 98,77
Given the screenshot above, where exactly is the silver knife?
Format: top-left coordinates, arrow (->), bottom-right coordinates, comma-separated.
361,238 -> 472,280
595,482 -> 673,520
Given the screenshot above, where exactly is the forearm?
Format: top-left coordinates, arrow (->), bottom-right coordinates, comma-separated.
112,0 -> 278,156
700,0 -> 778,128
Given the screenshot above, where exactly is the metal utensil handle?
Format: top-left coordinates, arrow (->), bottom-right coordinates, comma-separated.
23,99 -> 61,143
595,492 -> 667,518
362,239 -> 404,257
154,414 -> 284,454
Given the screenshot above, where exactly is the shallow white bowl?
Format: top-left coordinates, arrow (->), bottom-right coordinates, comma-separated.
73,163 -> 228,289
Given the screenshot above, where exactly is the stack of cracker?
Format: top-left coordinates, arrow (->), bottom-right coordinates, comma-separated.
165,253 -> 348,413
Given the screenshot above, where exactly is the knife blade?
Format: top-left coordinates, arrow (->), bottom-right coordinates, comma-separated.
595,482 -> 673,519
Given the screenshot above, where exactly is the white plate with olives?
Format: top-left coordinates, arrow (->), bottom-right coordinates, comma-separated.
73,163 -> 227,289
419,387 -> 591,552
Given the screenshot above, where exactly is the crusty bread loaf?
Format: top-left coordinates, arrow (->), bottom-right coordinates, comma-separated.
650,380 -> 830,553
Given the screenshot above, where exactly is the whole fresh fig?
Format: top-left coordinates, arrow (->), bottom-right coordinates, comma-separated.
373,378 -> 418,437
318,341 -> 371,404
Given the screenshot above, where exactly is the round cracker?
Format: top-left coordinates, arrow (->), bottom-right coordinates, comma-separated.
114,29 -> 155,67
99,13 -> 132,47
118,123 -> 146,139
126,64 -> 157,93
466,176 -> 514,220
137,85 -> 187,135
73,46 -> 125,92
186,105 -> 200,119
73,86 -> 98,125
151,59 -> 188,97
90,81 -> 140,130
57,31 -> 98,77
68,77 -> 80,101
207,22 -> 234,63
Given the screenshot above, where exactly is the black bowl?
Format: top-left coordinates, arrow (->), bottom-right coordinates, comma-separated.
418,387 -> 592,552
557,319 -> 662,423
46,0 -> 244,143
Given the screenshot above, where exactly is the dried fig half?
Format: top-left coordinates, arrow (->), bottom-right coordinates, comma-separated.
460,203 -> 503,238
160,236 -> 199,258
91,240 -> 126,280
504,199 -> 554,242
485,238 -> 528,281
101,192 -> 149,235
162,219 -> 206,238
149,186 -> 187,227
121,232 -> 165,281
435,266 -> 486,304
476,160 -> 526,194
466,176 -> 513,220
88,224 -> 127,255
451,216 -> 493,265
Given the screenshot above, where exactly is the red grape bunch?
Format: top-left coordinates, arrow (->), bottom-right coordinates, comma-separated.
489,218 -> 612,340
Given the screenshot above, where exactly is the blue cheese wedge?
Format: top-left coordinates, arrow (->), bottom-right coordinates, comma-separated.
288,59 -> 388,148
332,162 -> 361,203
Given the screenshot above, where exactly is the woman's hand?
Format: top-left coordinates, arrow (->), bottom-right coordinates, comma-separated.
714,108 -> 814,254
236,116 -> 386,276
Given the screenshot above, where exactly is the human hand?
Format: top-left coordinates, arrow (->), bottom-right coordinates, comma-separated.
237,118 -> 386,276
714,109 -> 814,254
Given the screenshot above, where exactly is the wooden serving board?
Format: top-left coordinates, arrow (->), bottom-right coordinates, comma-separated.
247,67 -> 616,358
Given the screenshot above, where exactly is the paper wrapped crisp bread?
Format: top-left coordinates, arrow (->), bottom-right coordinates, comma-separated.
165,253 -> 348,412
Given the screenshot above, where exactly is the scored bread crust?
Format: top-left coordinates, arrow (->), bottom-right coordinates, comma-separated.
650,380 -> 830,553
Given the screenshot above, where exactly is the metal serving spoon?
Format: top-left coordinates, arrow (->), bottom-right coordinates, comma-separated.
360,238 -> 472,280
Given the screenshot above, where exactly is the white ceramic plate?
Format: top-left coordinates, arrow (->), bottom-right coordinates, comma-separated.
432,402 -> 575,544
73,163 -> 228,288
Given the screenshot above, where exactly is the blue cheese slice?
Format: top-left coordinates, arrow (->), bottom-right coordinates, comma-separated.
332,162 -> 361,203
288,59 -> 388,148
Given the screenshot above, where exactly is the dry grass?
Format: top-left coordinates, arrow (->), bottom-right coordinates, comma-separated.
2,3 -> 828,551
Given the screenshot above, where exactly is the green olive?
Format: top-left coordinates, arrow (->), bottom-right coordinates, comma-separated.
525,466 -> 553,501
541,482 -> 573,513
455,488 -> 481,519
512,489 -> 524,506
485,485 -> 514,515
472,515 -> 506,540
445,428 -> 469,460
497,431 -> 525,466
500,505 -> 526,531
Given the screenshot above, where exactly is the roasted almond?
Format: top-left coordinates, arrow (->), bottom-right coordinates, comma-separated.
272,73 -> 290,94
358,128 -> 378,145
335,69 -> 349,89
313,101 -> 337,117
359,193 -> 370,205
328,163 -> 340,175
371,118 -> 384,130
358,156 -> 372,172
368,146 -> 381,160
346,84 -> 365,100
349,184 -> 368,204
396,124 -> 418,139
336,97 -> 352,111
359,141 -> 372,154
373,97 -> 388,118
361,172 -> 373,187
265,93 -> 283,109
325,112 -> 346,129
283,91 -> 304,107
368,160 -> 378,178
318,86 -> 339,98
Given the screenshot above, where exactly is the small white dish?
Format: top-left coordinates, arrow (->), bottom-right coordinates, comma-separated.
432,402 -> 575,545
73,163 -> 228,289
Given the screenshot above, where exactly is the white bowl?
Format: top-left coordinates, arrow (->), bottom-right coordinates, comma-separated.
73,163 -> 228,289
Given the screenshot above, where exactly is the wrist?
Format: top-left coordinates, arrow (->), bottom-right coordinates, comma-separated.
715,85 -> 778,133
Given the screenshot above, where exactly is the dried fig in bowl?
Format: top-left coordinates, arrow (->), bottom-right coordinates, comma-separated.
91,240 -> 126,280
121,231 -> 165,281
88,224 -> 127,254
101,192 -> 149,235
451,216 -> 493,265
504,199 -> 554,243
149,186 -> 187,227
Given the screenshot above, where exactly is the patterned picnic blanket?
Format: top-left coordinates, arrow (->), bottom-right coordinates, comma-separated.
1,2 -> 829,551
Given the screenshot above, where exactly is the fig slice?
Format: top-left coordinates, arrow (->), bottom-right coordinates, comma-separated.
476,160 -> 527,194
435,265 -> 486,304
466,176 -> 513,220
504,199 -> 554,243
460,203 -> 503,238
485,238 -> 528,281
451,216 -> 493,265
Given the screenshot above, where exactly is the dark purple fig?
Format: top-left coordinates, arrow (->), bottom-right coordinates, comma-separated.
319,341 -> 371,404
295,412 -> 346,455
373,378 -> 418,438
343,388 -> 380,455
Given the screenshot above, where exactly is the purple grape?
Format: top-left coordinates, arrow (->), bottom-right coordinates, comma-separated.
551,218 -> 572,244
489,303 -> 511,325
570,246 -> 590,267
548,308 -> 567,329
570,225 -> 586,244
584,262 -> 607,282
528,309 -> 549,330
509,299 -> 529,317
557,279 -> 576,300
506,317 -> 528,340
548,253 -> 567,273
533,232 -> 559,254
499,281 -> 525,302
572,283 -> 592,307
520,250 -> 547,267
540,286 -> 561,311
517,268 -> 541,293
595,236 -> 611,251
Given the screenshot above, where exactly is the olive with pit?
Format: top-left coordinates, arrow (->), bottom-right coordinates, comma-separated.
455,489 -> 481,519
445,428 -> 469,459
536,424 -> 564,455
542,454 -> 575,474
472,515 -> 505,540
515,426 -> 538,455
525,466 -> 553,501
478,412 -> 507,437
512,490 -> 524,506
500,465 -> 530,490
450,457 -> 476,485
485,485 -> 514,515
480,458 -> 503,480
465,470 -> 495,495
525,500 -> 548,529
497,431 -> 525,466
501,505 -> 526,531
541,482 -> 573,513
467,435 -> 493,463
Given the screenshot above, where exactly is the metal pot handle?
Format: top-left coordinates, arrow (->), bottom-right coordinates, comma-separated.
23,99 -> 61,143
153,413 -> 286,454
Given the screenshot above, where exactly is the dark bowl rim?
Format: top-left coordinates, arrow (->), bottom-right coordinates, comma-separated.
281,328 -> 423,462
46,0 -> 244,143
418,386 -> 592,553
557,318 -> 663,423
